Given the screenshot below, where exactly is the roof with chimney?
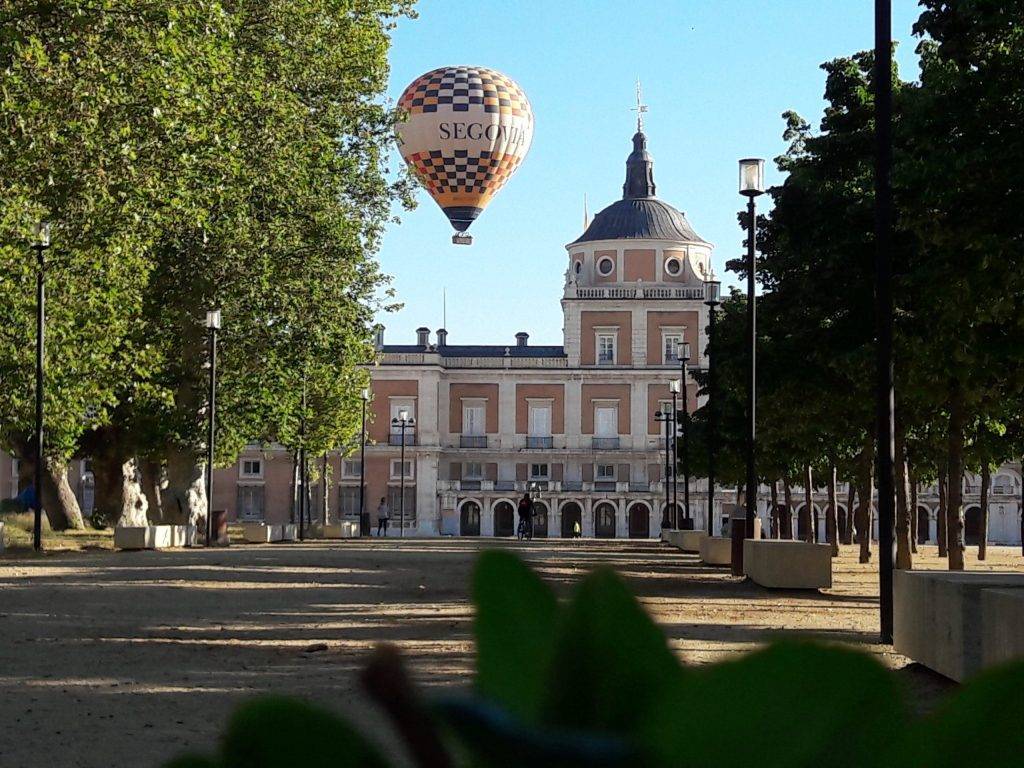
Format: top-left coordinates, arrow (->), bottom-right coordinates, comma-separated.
379,344 -> 565,358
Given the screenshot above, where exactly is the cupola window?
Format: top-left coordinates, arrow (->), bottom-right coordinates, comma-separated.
665,257 -> 682,276
597,257 -> 615,276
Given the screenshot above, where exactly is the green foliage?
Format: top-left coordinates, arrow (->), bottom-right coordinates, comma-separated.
164,552 -> 1024,767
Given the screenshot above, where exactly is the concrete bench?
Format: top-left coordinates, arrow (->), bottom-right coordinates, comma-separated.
663,529 -> 707,553
242,523 -> 299,543
115,525 -> 196,550
743,539 -> 832,589
894,570 -> 1024,681
307,522 -> 359,539
699,536 -> 732,566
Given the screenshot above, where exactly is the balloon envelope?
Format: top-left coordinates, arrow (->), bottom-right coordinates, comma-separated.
397,66 -> 534,236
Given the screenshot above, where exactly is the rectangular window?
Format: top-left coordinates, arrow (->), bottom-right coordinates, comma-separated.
663,333 -> 684,364
463,403 -> 485,436
387,486 -> 416,519
240,459 -> 263,479
338,485 -> 361,516
342,459 -> 362,478
464,462 -> 484,479
528,404 -> 552,436
595,406 -> 618,437
237,485 -> 265,521
530,463 -> 549,480
596,464 -> 616,480
597,333 -> 616,365
390,459 -> 414,479
390,401 -> 415,431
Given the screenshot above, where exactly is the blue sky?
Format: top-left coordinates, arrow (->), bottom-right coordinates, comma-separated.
375,0 -> 923,347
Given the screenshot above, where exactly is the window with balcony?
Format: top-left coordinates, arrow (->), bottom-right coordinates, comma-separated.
663,332 -> 684,364
530,463 -> 549,480
593,405 -> 619,449
597,333 -> 616,365
461,402 -> 487,447
595,464 -> 616,491
389,400 -> 416,445
527,403 -> 552,448
464,462 -> 484,479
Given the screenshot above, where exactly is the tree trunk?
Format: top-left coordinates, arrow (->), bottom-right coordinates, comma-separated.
894,431 -> 912,570
769,479 -> 779,539
801,464 -> 815,543
979,463 -> 990,561
782,477 -> 793,540
945,390 -> 966,571
826,464 -> 839,557
42,457 -> 86,531
937,466 -> 948,557
92,454 -> 148,527
164,447 -> 207,527
856,440 -> 874,564
140,459 -> 165,524
909,468 -> 919,554
843,480 -> 856,545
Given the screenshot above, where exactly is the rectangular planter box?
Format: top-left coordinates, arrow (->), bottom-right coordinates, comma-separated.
317,522 -> 358,539
894,570 -> 1024,682
280,524 -> 298,541
115,525 -> 196,550
699,536 -> 732,566
663,529 -> 708,553
242,522 -> 276,543
743,539 -> 832,590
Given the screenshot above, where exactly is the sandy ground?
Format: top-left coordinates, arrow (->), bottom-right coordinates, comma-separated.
0,539 -> 1021,767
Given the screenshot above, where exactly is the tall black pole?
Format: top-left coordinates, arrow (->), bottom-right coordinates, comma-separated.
299,385 -> 306,541
671,389 -> 678,528
874,0 -> 896,644
399,420 -> 406,537
33,240 -> 46,552
359,396 -> 367,535
662,413 -> 670,528
745,195 -> 758,543
322,452 -> 328,525
705,302 -> 718,535
206,324 -> 217,547
680,361 -> 691,525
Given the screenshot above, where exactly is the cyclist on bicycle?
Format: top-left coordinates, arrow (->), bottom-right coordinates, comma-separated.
517,492 -> 534,540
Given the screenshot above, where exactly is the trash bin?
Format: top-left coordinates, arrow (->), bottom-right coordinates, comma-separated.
360,512 -> 371,536
210,509 -> 229,546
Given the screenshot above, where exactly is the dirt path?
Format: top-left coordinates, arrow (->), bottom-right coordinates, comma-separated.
0,540 -> 1019,767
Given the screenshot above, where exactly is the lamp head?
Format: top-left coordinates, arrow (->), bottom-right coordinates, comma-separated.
361,387 -> 370,401
677,342 -> 691,364
739,158 -> 765,197
34,220 -> 51,247
669,379 -> 681,394
205,309 -> 222,330
704,278 -> 721,305
398,409 -> 409,422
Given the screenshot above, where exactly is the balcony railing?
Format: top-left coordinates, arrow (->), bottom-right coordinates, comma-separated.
495,480 -> 516,491
388,433 -> 416,446
594,480 -> 617,492
629,482 -> 649,492
460,435 -> 488,448
562,481 -> 583,492
526,435 -> 553,449
460,480 -> 482,491
592,437 -> 620,450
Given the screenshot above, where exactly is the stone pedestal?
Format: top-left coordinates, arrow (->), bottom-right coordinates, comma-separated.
743,539 -> 832,589
894,570 -> 1024,681
699,536 -> 732,566
115,525 -> 196,550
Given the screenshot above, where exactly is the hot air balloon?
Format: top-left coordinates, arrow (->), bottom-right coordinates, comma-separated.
397,66 -> 534,245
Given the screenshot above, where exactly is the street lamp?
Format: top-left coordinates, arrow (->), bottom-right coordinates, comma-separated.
669,378 -> 681,529
704,276 -> 722,536
737,157 -> 764,576
654,407 -> 674,530
677,342 -> 693,530
359,387 -> 369,536
32,220 -> 51,552
391,409 -> 415,537
205,308 -> 221,547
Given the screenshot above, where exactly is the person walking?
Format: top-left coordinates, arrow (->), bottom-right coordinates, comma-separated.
517,492 -> 534,540
376,497 -> 390,537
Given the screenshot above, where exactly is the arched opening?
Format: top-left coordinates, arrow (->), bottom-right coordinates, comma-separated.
796,505 -> 812,541
595,502 -> 617,538
917,506 -> 931,543
964,506 -> 983,546
837,504 -> 848,542
460,500 -> 481,536
560,502 -> 582,538
493,500 -> 515,537
532,501 -> 549,538
628,503 -> 650,539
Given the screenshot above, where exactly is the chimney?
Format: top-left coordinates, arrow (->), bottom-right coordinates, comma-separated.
436,328 -> 448,347
515,332 -> 529,348
373,325 -> 385,350
416,327 -> 430,347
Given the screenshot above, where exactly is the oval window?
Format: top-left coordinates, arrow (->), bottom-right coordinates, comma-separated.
665,257 -> 682,276
574,260 -> 583,274
598,257 -> 615,276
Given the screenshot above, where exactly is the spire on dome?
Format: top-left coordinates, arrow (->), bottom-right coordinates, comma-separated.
623,128 -> 656,199
632,79 -> 648,132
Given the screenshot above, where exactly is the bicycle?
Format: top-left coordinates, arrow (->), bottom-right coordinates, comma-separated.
516,517 -> 533,541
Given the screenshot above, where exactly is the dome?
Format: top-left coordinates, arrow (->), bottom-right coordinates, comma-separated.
571,129 -> 706,245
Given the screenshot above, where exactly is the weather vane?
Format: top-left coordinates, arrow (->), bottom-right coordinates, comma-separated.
632,78 -> 648,132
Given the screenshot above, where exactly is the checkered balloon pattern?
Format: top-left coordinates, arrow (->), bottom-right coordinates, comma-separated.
397,66 -> 534,232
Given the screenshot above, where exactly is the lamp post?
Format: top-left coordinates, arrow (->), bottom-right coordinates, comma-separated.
669,378 -> 681,528
704,277 -> 721,536
391,410 -> 414,537
359,387 -> 369,536
654,407 -> 673,530
205,309 -> 221,547
737,157 -> 765,575
32,221 -> 50,552
299,382 -> 307,541
874,0 -> 896,643
677,342 -> 692,530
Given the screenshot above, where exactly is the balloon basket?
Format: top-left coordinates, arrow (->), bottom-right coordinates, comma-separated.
452,233 -> 473,246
